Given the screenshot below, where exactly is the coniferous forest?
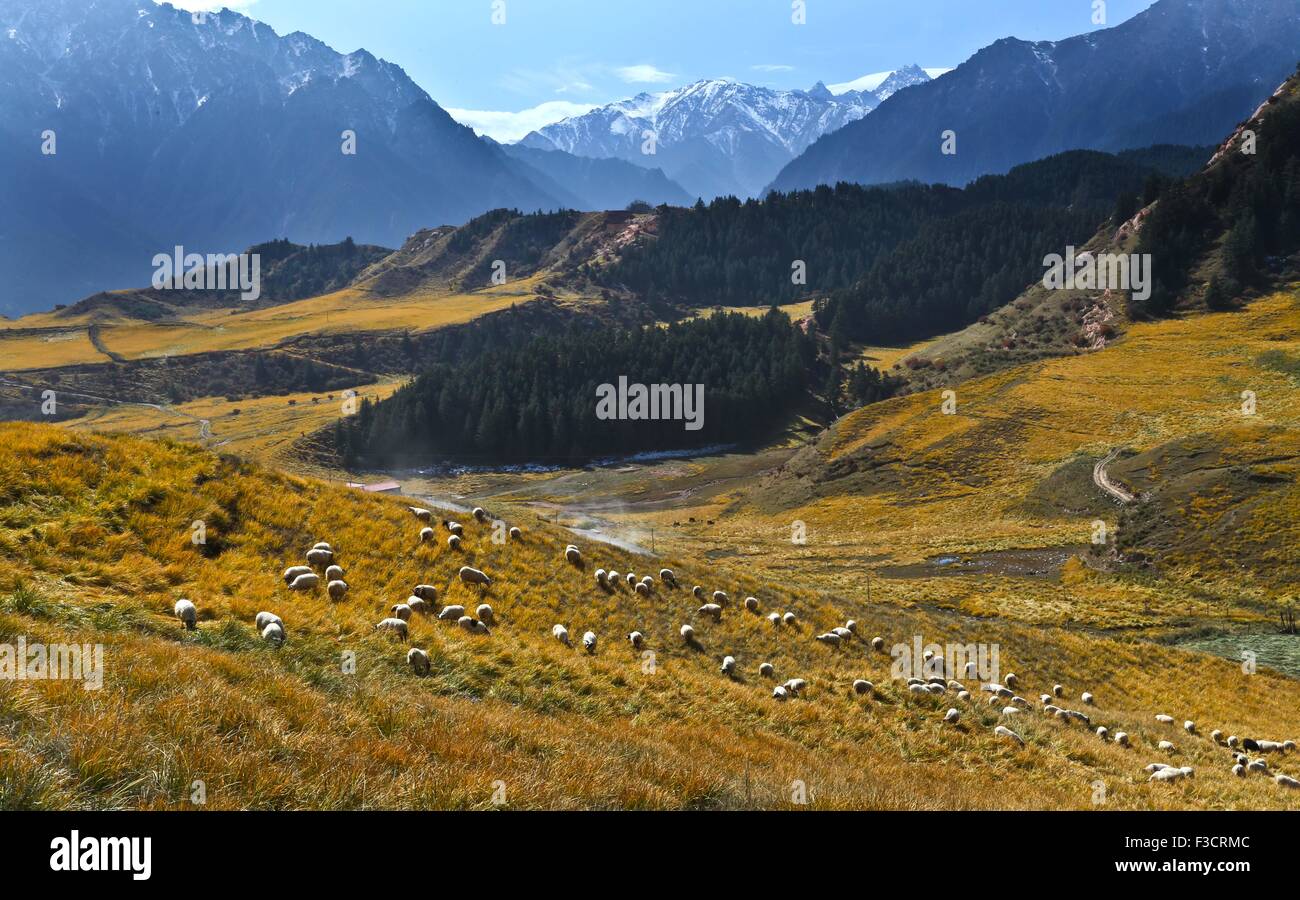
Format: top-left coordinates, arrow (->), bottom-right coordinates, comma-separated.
335,310 -> 819,466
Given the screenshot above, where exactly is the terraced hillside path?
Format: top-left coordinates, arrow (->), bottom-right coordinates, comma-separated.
1094,448 -> 1136,505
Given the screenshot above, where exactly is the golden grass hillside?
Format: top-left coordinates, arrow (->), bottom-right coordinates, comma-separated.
0,423 -> 1297,810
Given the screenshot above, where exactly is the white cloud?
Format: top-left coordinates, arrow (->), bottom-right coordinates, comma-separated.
752,64 -> 795,73
447,101 -> 598,143
155,0 -> 259,11
615,64 -> 677,84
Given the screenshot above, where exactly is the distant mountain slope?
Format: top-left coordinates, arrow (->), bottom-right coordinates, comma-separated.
769,0 -> 1300,193
496,142 -> 694,209
520,69 -> 933,200
0,0 -> 562,316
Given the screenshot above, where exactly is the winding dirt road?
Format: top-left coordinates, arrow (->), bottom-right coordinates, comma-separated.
1093,448 -> 1136,504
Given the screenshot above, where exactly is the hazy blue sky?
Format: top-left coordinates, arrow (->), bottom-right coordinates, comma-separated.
164,0 -> 1158,136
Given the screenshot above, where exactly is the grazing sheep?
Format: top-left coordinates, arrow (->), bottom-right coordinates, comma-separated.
957,690 -> 972,702
419,527 -> 436,543
772,686 -> 789,701
607,571 -> 620,586
767,612 -> 782,626
680,624 -> 695,643
447,522 -> 464,536
1064,710 -> 1091,725
262,621 -> 286,645
919,685 -> 938,696
458,616 -> 489,635
815,632 -> 842,647
948,680 -> 965,691
692,586 -> 704,600
327,580 -> 349,601
553,624 -> 571,647
255,612 -> 282,632
1114,732 -> 1130,747
712,591 -> 730,607
306,548 -> 332,567
476,604 -> 494,626
782,612 -> 797,626
1043,704 -> 1063,716
853,679 -> 872,695
458,566 -> 492,588
1227,735 -> 1240,748
1155,714 -> 1175,725
413,585 -> 438,602
1158,740 -> 1176,753
436,605 -> 466,621
832,627 -> 853,641
509,526 -> 523,541
626,573 -> 638,587
325,565 -> 344,582
374,618 -> 408,641
1232,764 -> 1246,777
697,603 -> 723,623
640,575 -> 654,587
407,598 -> 430,616
944,708 -> 960,724
1183,721 -> 1196,734
628,631 -> 644,650
872,637 -> 885,652
289,573 -> 319,591
390,603 -> 413,622
1234,753 -> 1248,765
784,678 -> 806,696
282,565 -> 312,584
595,569 -> 608,585
845,620 -> 858,634
1052,684 -> 1064,698
925,683 -> 945,695
174,599 -> 197,630
448,534 -> 462,550
994,725 -> 1024,746
313,542 -> 332,552
759,662 -> 775,678
582,631 -> 597,654
1040,694 -> 1053,705
990,695 -> 1004,706
472,507 -> 487,522
721,656 -> 736,675
745,597 -> 759,612
659,569 -> 676,586
1081,692 -> 1094,706
1243,738 -> 1260,751
1002,707 -> 1022,717
1247,759 -> 1269,774
634,582 -> 651,597
1148,767 -> 1190,783
565,546 -> 583,565
407,648 -> 430,675
1277,775 -> 1300,789
1285,741 -> 1297,753
1256,740 -> 1285,754
1004,673 -> 1019,689
1097,726 -> 1109,740
409,507 -> 433,522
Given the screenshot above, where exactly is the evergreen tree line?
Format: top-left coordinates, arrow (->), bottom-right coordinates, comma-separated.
335,310 -> 818,466
1133,74 -> 1300,317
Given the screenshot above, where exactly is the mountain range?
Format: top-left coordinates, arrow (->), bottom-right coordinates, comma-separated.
770,0 -> 1300,192
519,66 -> 935,200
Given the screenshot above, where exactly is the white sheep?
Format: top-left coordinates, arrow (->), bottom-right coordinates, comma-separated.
1148,767 -> 1188,783
582,631 -> 597,654
409,507 -> 433,523
289,572 -> 319,591
721,656 -> 736,675
916,685 -> 934,696
1053,684 -> 1064,698
782,612 -> 797,626
312,541 -> 332,552
1232,764 -> 1246,778
408,647 -> 430,675
659,568 -> 677,586
640,575 -> 654,587
262,621 -> 286,645
852,679 -> 873,695
957,690 -> 972,701
772,686 -> 789,701
1155,714 -> 1175,724
692,586 -> 704,600
628,631 -> 644,650
1227,735 -> 1240,747
832,627 -> 853,641
994,725 -> 1024,746
634,582 -> 651,597
413,585 -> 438,602
1114,731 -> 1130,747
325,565 -> 344,582
1285,741 -> 1297,753
1276,775 -> 1300,789
1040,694 -> 1053,705
374,618 -> 408,641
1210,729 -> 1224,744
419,527 -> 436,543
745,597 -> 759,612
1158,740 -> 1176,753
448,534 -> 462,550
816,632 -> 842,647
472,507 -> 487,522
390,603 -> 413,622
437,604 -> 466,621
565,546 -> 583,565
282,565 -> 312,584
458,615 -> 489,635
255,612 -> 282,632
784,678 -> 806,696
327,580 -> 348,601
306,548 -> 332,567
553,624 -> 571,647
595,569 -> 607,585
944,708 -> 960,724
1097,726 -> 1109,740
1256,740 -> 1285,754
844,620 -> 858,634
767,612 -> 782,627
458,566 -> 491,588
759,662 -> 775,678
447,522 -> 464,536
607,571 -> 621,586
680,624 -> 695,643
697,603 -> 723,623
1002,706 -> 1022,717
1183,720 -> 1196,734
1247,759 -> 1269,774
626,573 -> 638,587
476,604 -> 494,626
174,599 -> 197,630
407,598 -> 430,616
509,526 -> 523,541
712,590 -> 729,607
872,637 -> 885,651
1081,692 -> 1094,706
1004,673 -> 1019,689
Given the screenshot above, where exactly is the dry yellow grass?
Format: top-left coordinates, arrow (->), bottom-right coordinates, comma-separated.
0,422 -> 1297,810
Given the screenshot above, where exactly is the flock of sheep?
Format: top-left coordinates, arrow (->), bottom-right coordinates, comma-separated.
170,500 -> 1300,799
